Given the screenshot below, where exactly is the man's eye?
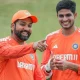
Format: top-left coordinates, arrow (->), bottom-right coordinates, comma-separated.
20,24 -> 25,26
66,14 -> 72,17
59,14 -> 64,18
28,24 -> 32,28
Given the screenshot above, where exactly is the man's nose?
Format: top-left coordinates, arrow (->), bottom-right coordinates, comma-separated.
23,26 -> 30,31
63,16 -> 68,21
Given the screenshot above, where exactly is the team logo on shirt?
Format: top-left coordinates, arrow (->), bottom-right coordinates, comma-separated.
72,43 -> 78,50
29,54 -> 34,60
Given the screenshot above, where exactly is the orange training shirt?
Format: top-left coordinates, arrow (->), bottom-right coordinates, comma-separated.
41,28 -> 80,80
0,36 -> 45,80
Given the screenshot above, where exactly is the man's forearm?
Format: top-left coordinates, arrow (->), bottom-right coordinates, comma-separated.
68,62 -> 79,73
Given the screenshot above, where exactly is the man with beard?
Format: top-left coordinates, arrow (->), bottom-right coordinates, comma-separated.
41,0 -> 80,80
0,10 -> 46,80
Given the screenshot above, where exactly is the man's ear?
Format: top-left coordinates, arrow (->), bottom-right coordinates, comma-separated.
74,12 -> 77,19
11,23 -> 15,31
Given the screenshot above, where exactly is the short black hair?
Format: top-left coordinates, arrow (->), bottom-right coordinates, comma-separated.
56,0 -> 76,13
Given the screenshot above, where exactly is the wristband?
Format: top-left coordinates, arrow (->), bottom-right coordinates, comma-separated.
45,59 -> 51,72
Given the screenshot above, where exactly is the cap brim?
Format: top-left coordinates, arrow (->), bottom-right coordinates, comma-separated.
30,16 -> 38,23
19,15 -> 38,23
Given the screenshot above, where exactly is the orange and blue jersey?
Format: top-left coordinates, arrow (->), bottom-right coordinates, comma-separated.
41,28 -> 80,80
0,36 -> 45,80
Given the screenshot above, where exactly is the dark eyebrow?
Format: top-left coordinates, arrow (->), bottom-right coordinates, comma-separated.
29,22 -> 33,24
20,21 -> 33,25
58,13 -> 72,17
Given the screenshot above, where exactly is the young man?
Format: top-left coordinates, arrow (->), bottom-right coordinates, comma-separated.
41,0 -> 80,80
0,10 -> 46,80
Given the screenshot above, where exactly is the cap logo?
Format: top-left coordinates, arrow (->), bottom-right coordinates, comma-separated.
25,12 -> 31,16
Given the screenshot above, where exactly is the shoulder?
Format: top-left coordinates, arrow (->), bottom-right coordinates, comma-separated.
0,36 -> 11,42
0,37 -> 11,47
77,28 -> 80,33
45,30 -> 60,40
75,28 -> 80,36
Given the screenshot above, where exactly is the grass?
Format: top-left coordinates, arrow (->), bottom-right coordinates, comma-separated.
0,0 -> 80,64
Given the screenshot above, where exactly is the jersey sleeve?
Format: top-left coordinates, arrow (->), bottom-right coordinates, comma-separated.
41,47 -> 52,77
34,53 -> 46,80
41,47 -> 51,65
41,37 -> 53,79
0,42 -> 35,59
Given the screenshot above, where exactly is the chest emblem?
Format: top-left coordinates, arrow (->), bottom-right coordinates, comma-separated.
29,54 -> 34,60
72,43 -> 78,50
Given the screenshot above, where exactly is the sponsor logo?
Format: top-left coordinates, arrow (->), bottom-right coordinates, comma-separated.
17,61 -> 35,70
53,44 -> 58,48
52,54 -> 78,60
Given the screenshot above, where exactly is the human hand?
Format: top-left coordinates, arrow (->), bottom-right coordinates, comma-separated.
53,59 -> 70,70
48,58 -> 69,70
54,59 -> 79,72
50,58 -> 58,70
33,40 -> 47,52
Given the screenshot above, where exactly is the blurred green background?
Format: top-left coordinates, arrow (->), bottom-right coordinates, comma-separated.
0,0 -> 80,64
